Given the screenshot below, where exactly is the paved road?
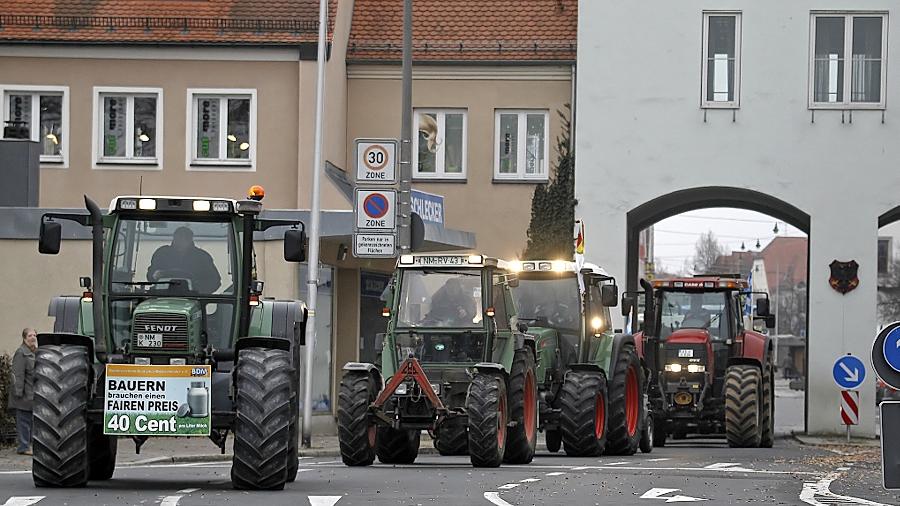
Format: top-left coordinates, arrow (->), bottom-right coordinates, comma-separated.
0,439 -> 895,505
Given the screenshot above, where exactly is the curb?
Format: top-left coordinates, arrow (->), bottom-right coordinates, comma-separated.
791,433 -> 880,448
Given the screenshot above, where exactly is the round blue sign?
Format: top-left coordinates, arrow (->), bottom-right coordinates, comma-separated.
883,326 -> 900,373
363,193 -> 389,219
833,355 -> 866,389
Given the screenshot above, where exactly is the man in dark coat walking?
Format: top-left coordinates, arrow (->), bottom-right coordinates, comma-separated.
10,328 -> 36,455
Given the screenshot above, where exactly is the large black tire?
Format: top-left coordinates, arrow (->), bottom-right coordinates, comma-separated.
231,348 -> 293,490
759,364 -> 775,448
434,418 -> 469,456
32,345 -> 90,488
545,430 -> 562,453
639,414 -> 653,454
652,416 -> 667,447
724,365 -> 762,448
503,349 -> 537,464
467,374 -> 507,467
376,427 -> 420,464
559,371 -> 608,457
286,386 -> 299,482
605,345 -> 644,456
88,423 -> 117,481
337,371 -> 377,466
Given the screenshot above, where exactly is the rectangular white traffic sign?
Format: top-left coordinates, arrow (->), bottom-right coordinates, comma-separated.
355,139 -> 398,184
353,233 -> 396,258
355,189 -> 396,230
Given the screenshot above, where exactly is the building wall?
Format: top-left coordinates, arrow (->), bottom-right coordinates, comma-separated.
576,0 -> 900,435
0,52 -> 303,208
346,66 -> 573,258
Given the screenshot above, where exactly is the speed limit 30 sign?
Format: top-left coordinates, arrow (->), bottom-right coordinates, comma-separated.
355,139 -> 398,184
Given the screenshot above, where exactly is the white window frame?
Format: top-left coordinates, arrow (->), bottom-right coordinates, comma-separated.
701,11 -> 742,109
186,88 -> 257,171
808,12 -> 888,110
412,108 -> 467,180
92,86 -> 163,169
0,85 -> 70,167
493,109 -> 550,181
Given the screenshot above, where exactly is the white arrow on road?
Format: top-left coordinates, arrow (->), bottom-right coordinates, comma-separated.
1,498 -> 44,506
640,488 -> 707,503
839,362 -> 860,384
308,497 -> 342,506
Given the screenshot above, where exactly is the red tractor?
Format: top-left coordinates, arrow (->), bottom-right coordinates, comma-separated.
623,275 -> 776,448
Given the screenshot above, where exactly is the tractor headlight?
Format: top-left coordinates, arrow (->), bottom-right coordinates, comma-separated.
664,363 -> 682,373
687,364 -> 706,373
395,383 -> 409,395
134,357 -> 151,365
138,198 -> 156,210
169,358 -> 186,365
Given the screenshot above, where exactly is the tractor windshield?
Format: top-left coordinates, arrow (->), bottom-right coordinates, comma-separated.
396,270 -> 483,328
512,276 -> 581,332
107,218 -> 239,350
658,290 -> 728,340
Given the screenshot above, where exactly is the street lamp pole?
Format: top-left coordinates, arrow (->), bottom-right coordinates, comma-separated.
398,0 -> 413,253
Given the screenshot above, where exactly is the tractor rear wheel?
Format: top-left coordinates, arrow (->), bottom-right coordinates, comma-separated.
559,370 -> 608,457
759,364 -> 775,448
88,423 -> 117,481
545,430 -> 562,453
232,347 -> 293,490
286,386 -> 299,482
434,418 -> 469,456
337,371 -> 377,466
32,345 -> 90,488
606,345 -> 644,456
503,349 -> 537,464
467,374 -> 507,467
724,364 -> 763,448
376,428 -> 420,464
639,414 -> 653,454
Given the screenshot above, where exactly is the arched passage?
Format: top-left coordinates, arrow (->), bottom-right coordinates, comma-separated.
626,186 -> 811,291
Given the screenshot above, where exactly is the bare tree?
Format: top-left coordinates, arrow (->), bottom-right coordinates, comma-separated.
692,230 -> 723,274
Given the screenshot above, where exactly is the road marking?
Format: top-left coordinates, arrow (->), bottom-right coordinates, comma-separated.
546,472 -> 566,476
647,458 -> 670,462
703,462 -> 754,472
498,483 -> 519,490
484,492 -> 515,506
1,498 -> 45,506
519,478 -> 541,483
308,497 -> 342,506
604,461 -> 630,466
800,474 -> 888,506
640,488 -> 707,503
159,488 -> 199,506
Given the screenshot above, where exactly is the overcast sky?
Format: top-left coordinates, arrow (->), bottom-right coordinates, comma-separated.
652,208 -> 807,273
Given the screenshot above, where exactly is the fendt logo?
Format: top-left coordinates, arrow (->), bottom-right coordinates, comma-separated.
144,324 -> 177,333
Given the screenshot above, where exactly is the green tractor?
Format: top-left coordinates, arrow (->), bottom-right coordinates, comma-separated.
34,192 -> 308,490
510,260 -> 649,456
337,253 -> 539,467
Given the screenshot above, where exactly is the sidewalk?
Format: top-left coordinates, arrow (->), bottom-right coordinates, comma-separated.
793,433 -> 881,448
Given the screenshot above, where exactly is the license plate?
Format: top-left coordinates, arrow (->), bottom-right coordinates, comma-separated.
678,349 -> 693,358
136,333 -> 163,348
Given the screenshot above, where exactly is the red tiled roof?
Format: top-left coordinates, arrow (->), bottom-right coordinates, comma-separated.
348,0 -> 576,62
0,1 -> 335,45
760,237 -> 808,289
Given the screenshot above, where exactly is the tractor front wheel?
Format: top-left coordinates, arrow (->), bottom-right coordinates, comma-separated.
724,364 -> 763,448
559,370 -> 608,457
503,349 -> 537,464
434,418 -> 469,456
232,347 -> 293,490
639,414 -> 653,454
32,345 -> 91,488
376,427 -> 420,464
545,430 -> 562,453
606,345 -> 644,456
467,374 -> 507,467
337,371 -> 377,466
652,417 -> 667,447
759,363 -> 775,448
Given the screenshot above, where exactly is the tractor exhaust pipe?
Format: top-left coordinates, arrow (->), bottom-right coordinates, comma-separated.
85,195 -> 106,356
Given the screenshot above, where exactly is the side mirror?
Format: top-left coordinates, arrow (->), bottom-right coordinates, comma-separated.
516,322 -> 529,334
755,298 -> 770,317
765,315 -> 776,329
79,276 -> 92,289
621,294 -> 635,317
284,229 -> 307,262
600,284 -> 618,307
39,221 -> 62,255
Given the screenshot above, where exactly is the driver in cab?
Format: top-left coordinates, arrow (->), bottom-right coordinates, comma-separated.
147,226 -> 221,293
427,278 -> 478,326
681,296 -> 713,329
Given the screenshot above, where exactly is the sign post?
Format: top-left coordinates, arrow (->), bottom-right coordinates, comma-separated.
353,139 -> 400,258
833,354 -> 865,442
840,390 -> 859,442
